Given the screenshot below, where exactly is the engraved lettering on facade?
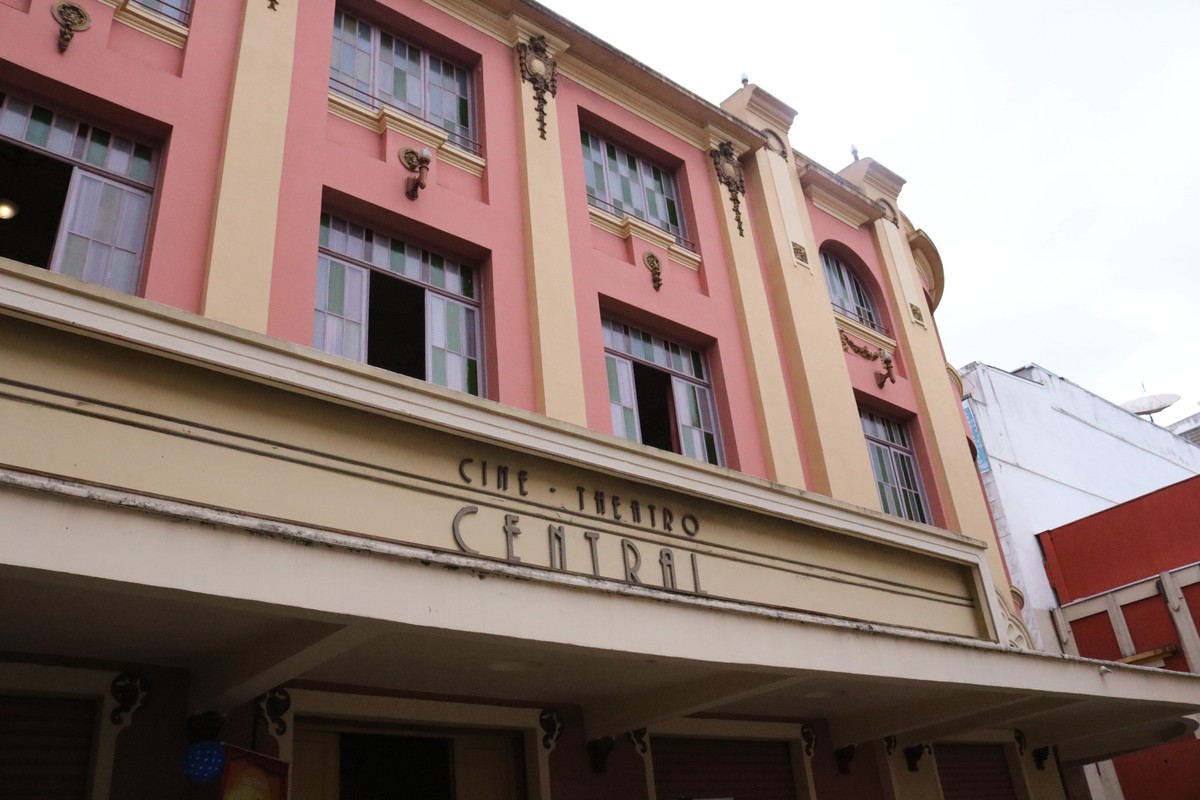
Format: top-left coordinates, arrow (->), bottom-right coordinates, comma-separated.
621,539 -> 642,583
452,506 -> 479,554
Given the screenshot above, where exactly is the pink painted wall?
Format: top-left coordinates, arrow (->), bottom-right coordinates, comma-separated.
807,201 -> 948,526
268,0 -> 535,411
0,0 -> 241,313
556,80 -> 771,479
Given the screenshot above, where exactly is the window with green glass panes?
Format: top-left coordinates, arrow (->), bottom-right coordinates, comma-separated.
581,131 -> 687,246
330,10 -> 477,154
0,90 -> 156,296
315,214 -> 482,396
602,317 -> 722,466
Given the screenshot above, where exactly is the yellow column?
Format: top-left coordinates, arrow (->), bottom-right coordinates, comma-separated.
872,215 -> 1007,589
202,0 -> 299,332
512,25 -> 587,426
706,130 -> 806,488
747,147 -> 880,506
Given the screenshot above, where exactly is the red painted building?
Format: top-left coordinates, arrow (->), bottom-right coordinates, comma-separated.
1041,475 -> 1200,799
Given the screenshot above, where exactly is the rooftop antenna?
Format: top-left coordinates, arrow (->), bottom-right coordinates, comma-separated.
851,144 -> 859,161
740,74 -> 749,87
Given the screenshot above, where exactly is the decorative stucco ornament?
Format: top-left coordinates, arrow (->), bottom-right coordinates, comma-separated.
709,141 -> 746,236
643,252 -> 663,291
51,2 -> 91,53
517,36 -> 558,140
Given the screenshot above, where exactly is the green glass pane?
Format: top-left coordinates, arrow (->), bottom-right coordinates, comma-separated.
86,129 -> 111,167
458,97 -> 469,127
389,240 -> 405,273
466,359 -> 478,396
327,262 -> 345,316
667,198 -> 678,227
691,352 -> 704,380
430,254 -> 445,288
705,433 -> 718,465
623,409 -> 637,438
446,303 -> 462,351
319,214 -> 330,247
59,234 -> 89,279
381,33 -> 392,50
130,144 -> 153,183
431,348 -> 447,386
26,106 -> 52,147
687,386 -> 701,426
605,358 -> 621,403
460,267 -> 474,299
393,67 -> 407,102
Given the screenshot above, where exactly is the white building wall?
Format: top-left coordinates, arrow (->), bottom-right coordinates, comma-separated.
960,362 -> 1200,649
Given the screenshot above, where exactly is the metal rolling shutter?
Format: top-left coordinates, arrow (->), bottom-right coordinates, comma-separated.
0,695 -> 97,799
652,737 -> 796,800
935,743 -> 1019,800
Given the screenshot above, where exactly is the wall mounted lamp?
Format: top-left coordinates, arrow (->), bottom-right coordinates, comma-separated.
401,146 -> 432,201
875,351 -> 896,388
0,199 -> 18,220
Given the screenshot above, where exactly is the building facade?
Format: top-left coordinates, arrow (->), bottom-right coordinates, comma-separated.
1040,476 -> 1200,800
1,1 -> 1198,798
959,362 -> 1200,652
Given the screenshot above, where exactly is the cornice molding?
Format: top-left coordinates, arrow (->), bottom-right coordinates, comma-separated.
836,315 -> 897,356
327,92 -> 486,177
0,258 -> 987,566
588,206 -> 701,270
95,0 -> 187,48
798,163 -> 882,229
907,229 -> 945,310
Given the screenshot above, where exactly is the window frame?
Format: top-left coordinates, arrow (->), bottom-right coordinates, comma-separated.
581,130 -> 691,248
314,212 -> 484,397
821,250 -> 886,335
860,409 -> 931,524
129,0 -> 193,25
602,317 -> 724,466
0,90 -> 157,296
329,9 -> 479,155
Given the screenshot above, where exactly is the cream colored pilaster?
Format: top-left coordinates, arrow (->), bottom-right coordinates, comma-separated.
512,23 -> 587,425
1014,743 -> 1069,800
202,0 -> 299,332
871,215 -> 1008,591
706,129 -> 805,487
744,145 -> 879,506
880,742 -> 944,800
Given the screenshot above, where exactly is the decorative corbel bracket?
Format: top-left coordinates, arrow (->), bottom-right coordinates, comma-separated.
257,688 -> 292,739
904,743 -> 931,772
51,2 -> 91,53
110,671 -> 149,727
1032,746 -> 1051,770
539,709 -> 563,752
709,140 -> 746,236
884,735 -> 897,756
587,736 -> 615,773
833,744 -> 856,774
1014,729 -> 1027,756
800,724 -> 817,758
628,728 -> 649,758
517,35 -> 558,140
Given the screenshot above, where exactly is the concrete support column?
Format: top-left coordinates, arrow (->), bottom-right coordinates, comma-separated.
511,24 -> 587,426
705,130 -> 805,488
203,0 -> 299,332
1159,570 -> 1200,670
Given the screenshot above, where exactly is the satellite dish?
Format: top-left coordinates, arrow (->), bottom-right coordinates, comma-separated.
1120,393 -> 1181,415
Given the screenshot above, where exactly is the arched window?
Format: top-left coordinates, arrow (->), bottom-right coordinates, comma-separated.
821,251 -> 883,333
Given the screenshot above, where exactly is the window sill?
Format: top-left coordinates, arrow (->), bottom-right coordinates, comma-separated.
587,206 -> 701,271
835,312 -> 897,355
327,92 -> 486,179
96,0 -> 188,48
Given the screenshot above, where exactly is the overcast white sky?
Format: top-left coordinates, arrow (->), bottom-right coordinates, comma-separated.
540,0 -> 1200,425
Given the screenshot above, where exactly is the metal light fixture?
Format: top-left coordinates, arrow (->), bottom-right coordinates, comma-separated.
401,146 -> 432,201
0,199 -> 17,220
875,350 -> 896,388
